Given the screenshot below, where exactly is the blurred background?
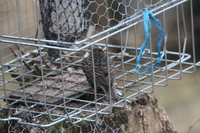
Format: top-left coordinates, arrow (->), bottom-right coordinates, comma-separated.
153,0 -> 200,132
0,0 -> 200,132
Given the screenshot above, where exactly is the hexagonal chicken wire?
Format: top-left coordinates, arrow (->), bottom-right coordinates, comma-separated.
0,0 -> 198,130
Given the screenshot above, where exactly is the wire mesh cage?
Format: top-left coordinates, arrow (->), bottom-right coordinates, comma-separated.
0,0 -> 198,132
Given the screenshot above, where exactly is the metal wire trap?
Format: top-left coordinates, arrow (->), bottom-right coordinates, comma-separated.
0,0 -> 198,131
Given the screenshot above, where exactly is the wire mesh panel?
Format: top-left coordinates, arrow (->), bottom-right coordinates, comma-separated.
0,0 -> 198,131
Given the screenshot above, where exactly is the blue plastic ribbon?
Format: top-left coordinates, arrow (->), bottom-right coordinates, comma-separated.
133,8 -> 164,75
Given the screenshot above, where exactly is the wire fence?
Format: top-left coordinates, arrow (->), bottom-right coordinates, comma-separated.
0,0 -> 198,132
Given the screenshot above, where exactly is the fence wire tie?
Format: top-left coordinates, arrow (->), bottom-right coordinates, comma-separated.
133,8 -> 164,75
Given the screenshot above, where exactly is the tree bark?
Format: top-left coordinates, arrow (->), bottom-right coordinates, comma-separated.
0,94 -> 177,133
112,94 -> 177,133
66,94 -> 177,133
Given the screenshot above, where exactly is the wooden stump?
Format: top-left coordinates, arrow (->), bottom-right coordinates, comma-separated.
0,94 -> 177,133
111,94 -> 176,133
59,94 -> 177,133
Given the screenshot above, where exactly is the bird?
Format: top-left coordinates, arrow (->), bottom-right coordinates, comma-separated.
82,48 -> 119,101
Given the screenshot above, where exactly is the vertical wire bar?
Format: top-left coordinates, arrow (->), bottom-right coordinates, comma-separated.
180,4 -> 187,55
162,9 -> 168,86
133,25 -> 140,98
0,19 -> 8,107
56,0 -> 60,42
180,3 -> 195,73
148,24 -> 154,94
16,0 -> 29,111
48,1 -> 60,120
39,45 -> 46,101
105,0 -> 112,106
35,0 -> 41,41
121,0 -> 129,103
38,45 -> 51,121
123,30 -> 129,53
105,0 -> 110,29
60,48 -> 72,123
5,0 -> 10,36
45,0 -> 61,122
120,31 -> 126,104
190,0 -> 196,71
90,46 -> 98,125
25,0 -> 29,37
122,0 -> 129,53
176,5 -> 182,80
32,0 -> 37,38
105,35 -> 112,110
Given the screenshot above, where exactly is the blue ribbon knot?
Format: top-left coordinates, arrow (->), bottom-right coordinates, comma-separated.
133,8 -> 164,75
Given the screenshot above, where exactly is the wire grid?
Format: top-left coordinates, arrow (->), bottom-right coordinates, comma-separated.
0,0 -> 197,131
